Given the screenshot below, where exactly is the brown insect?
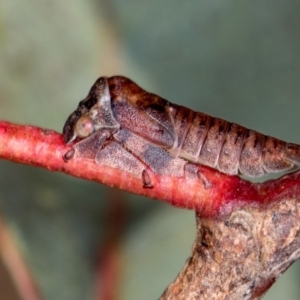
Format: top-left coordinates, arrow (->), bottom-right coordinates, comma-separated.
63,76 -> 300,187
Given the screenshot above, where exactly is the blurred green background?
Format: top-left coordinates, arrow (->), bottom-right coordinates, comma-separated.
1,1 -> 300,299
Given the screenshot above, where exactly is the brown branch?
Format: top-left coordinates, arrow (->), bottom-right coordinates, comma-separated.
1,120 -> 300,299
161,197 -> 300,299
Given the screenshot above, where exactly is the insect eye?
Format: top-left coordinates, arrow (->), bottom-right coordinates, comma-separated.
74,116 -> 94,138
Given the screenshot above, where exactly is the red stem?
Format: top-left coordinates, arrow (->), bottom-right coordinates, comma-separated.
95,190 -> 126,300
0,217 -> 41,300
1,121 -> 300,218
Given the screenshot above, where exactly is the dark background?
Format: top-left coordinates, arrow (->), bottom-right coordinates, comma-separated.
1,1 -> 300,299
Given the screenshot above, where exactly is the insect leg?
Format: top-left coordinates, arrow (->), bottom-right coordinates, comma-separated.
184,163 -> 213,190
95,141 -> 154,187
142,170 -> 154,189
64,130 -> 110,160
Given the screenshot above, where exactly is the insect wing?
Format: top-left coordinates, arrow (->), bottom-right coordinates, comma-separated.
135,94 -> 176,142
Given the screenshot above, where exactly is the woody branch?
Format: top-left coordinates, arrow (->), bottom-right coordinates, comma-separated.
1,120 -> 300,299
161,198 -> 300,299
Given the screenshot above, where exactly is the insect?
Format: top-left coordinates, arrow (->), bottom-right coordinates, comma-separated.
63,76 -> 300,187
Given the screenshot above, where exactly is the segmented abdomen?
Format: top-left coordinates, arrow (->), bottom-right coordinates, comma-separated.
172,105 -> 300,177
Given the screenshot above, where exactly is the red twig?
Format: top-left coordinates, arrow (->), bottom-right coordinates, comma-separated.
1,121 -> 300,218
0,217 -> 41,300
95,190 -> 126,300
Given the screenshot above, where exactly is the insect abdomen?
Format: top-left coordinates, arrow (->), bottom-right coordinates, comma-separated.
172,104 -> 300,177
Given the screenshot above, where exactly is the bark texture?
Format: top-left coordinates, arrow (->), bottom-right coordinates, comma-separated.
161,197 -> 300,299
